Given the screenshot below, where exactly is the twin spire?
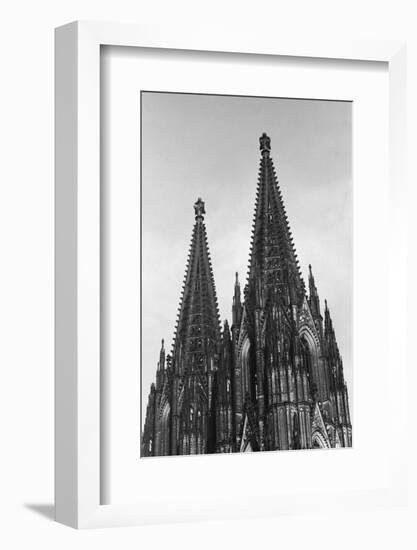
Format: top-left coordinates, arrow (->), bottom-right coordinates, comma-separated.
173,133 -> 315,362
172,194 -> 220,374
247,133 -> 305,304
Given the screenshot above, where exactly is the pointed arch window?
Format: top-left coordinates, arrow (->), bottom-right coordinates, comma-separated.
241,339 -> 252,400
311,431 -> 328,449
292,413 -> 300,450
159,402 -> 171,456
300,337 -> 314,394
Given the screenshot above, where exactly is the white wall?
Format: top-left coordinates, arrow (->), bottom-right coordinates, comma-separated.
1,1 -> 416,548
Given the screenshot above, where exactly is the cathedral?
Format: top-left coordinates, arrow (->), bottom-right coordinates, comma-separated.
141,133 -> 352,457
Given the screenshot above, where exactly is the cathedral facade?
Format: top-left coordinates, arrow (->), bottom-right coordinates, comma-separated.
141,133 -> 352,457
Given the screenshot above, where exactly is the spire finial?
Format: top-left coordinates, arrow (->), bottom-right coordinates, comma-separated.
194,197 -> 206,221
260,132 -> 271,155
235,271 -> 239,285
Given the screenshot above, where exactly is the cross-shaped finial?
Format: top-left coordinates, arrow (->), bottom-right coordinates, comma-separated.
259,132 -> 271,155
194,197 -> 206,220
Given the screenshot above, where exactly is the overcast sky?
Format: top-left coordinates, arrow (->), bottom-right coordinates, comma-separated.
141,91 -> 352,420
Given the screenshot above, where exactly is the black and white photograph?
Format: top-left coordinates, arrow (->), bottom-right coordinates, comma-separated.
140,91 -> 352,457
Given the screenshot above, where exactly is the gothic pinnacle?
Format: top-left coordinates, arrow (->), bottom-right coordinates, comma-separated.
309,264 -> 316,285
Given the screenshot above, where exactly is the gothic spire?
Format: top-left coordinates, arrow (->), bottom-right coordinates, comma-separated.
247,133 -> 304,305
172,198 -> 221,374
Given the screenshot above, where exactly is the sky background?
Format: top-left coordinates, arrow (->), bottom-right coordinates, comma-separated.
141,92 -> 352,420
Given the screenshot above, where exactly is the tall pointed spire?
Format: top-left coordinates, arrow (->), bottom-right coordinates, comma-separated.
170,198 -> 221,455
173,198 -> 221,369
247,133 -> 304,306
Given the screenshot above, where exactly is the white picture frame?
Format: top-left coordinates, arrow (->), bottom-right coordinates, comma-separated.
55,21 -> 407,529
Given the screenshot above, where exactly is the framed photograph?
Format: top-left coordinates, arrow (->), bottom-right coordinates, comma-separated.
139,93 -> 353,458
55,22 -> 407,528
